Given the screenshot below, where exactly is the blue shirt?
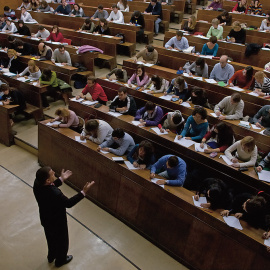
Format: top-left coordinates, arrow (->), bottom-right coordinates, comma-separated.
165,36 -> 189,51
209,63 -> 235,83
54,4 -> 71,15
181,115 -> 208,141
201,43 -> 219,56
151,155 -> 186,186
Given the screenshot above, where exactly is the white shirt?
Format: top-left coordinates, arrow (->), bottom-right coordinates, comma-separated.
107,10 -> 124,24
2,23 -> 17,33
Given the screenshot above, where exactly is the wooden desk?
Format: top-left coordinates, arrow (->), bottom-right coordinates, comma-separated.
0,104 -> 18,146
38,120 -> 270,270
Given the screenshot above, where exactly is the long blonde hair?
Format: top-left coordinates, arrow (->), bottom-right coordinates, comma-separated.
189,15 -> 197,29
28,60 -> 39,73
7,49 -> 17,59
55,108 -> 70,118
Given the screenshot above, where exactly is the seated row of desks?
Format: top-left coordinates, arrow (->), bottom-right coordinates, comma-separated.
0,32 -> 97,77
152,45 -> 270,79
197,9 -> 270,29
38,117 -> 270,270
97,76 -> 270,156
164,30 -> 270,68
123,58 -> 270,109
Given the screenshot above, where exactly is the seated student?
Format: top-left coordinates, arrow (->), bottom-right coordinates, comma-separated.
253,71 -> 270,97
200,122 -> 234,154
166,76 -> 189,101
50,108 -> 81,132
91,5 -> 109,21
206,18 -> 223,40
69,4 -> 85,17
1,84 -> 26,113
51,45 -> 72,66
54,0 -> 71,15
210,55 -> 235,83
227,21 -> 246,44
16,20 -> 31,36
4,36 -> 17,50
182,15 -> 196,34
20,6 -> 37,23
249,105 -> 270,129
107,5 -> 124,24
80,119 -> 113,144
144,0 -> 163,36
232,0 -> 248,14
185,58 -> 209,78
79,18 -> 95,33
165,31 -> 189,51
0,16 -> 6,31
195,178 -> 232,210
225,136 -> 257,168
135,101 -> 163,127
76,76 -> 108,105
18,0 -> 31,10
257,152 -> 270,172
18,60 -> 41,80
221,192 -> 267,229
117,0 -> 129,12
36,42 -> 52,61
109,87 -> 137,116
3,6 -> 16,20
158,110 -> 185,134
179,107 -> 209,142
93,18 -> 111,35
130,11 -> 145,43
32,25 -> 50,40
127,140 -> 155,169
207,0 -> 223,10
228,66 -> 254,89
134,45 -> 158,64
14,40 -> 35,56
30,0 -> 41,11
217,11 -> 232,26
0,49 -> 23,74
143,75 -> 169,94
39,68 -> 58,108
189,87 -> 210,108
128,65 -> 149,88
97,128 -> 135,156
2,19 -> 17,33
214,93 -> 244,120
106,68 -> 128,82
46,25 -> 64,43
201,36 -> 219,57
150,155 -> 187,186
38,1 -> 51,12
259,16 -> 270,32
247,0 -> 262,15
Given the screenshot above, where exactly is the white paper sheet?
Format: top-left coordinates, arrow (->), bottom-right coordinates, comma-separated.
229,86 -> 244,92
195,143 -> 208,152
223,216 -> 243,230
182,73 -> 193,77
107,111 -> 122,117
3,72 -> 16,77
151,178 -> 164,189
192,196 -> 207,208
159,95 -> 172,101
100,150 -> 109,154
264,238 -> 270,247
180,102 -> 191,107
70,97 -> 84,102
258,170 -> 270,183
142,89 -> 152,93
144,63 -> 154,67
124,161 -> 140,170
210,112 -> 219,118
0,102 -> 3,105
239,121 -> 250,128
151,127 -> 168,135
259,130 -> 267,135
112,157 -> 124,161
174,136 -> 195,148
17,77 -> 27,82
124,83 -> 136,88
131,121 -> 141,126
105,78 -> 118,82
46,121 -> 61,126
251,124 -> 261,130
55,63 -> 64,67
75,136 -> 87,143
220,155 -> 233,165
248,92 -> 259,97
205,79 -> 217,84
194,76 -> 203,81
32,82 -> 38,86
83,100 -> 98,106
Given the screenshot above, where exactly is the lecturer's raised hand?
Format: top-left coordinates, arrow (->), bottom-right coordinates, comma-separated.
61,169 -> 72,181
83,181 -> 95,194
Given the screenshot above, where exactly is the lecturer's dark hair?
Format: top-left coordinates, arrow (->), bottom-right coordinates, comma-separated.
35,166 -> 51,186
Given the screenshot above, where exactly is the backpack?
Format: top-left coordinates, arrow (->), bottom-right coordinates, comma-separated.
115,33 -> 125,44
245,43 -> 262,57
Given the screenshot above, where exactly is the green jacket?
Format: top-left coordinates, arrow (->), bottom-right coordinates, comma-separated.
40,71 -> 58,87
206,25 -> 223,40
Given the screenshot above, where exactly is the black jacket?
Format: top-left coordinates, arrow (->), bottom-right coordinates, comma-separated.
16,25 -> 31,36
2,89 -> 26,111
94,25 -> 111,35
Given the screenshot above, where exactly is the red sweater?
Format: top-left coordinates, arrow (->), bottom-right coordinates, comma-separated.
82,83 -> 108,102
228,69 -> 254,89
203,130 -> 229,152
46,32 -> 64,43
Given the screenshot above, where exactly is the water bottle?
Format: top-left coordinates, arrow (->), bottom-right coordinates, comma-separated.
135,20 -> 138,26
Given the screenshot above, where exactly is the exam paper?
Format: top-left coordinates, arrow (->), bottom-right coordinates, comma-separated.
46,121 -> 61,126
264,238 -> 270,247
251,124 -> 261,130
131,121 -> 141,126
107,111 -> 122,117
55,63 -> 64,67
112,157 -> 124,161
17,77 -> 27,82
151,127 -> 168,135
258,170 -> 270,183
151,178 -> 164,189
205,79 -> 217,84
124,161 -> 140,170
174,136 -> 195,148
70,97 -> 84,102
159,95 -> 172,101
220,155 -> 233,165
83,100 -> 98,106
100,150 -> 109,154
75,136 -> 87,143
229,86 -> 244,92
180,102 -> 191,107
210,112 -> 219,118
194,143 -> 207,152
248,92 -> 259,97
192,196 -> 207,208
223,216 -> 243,230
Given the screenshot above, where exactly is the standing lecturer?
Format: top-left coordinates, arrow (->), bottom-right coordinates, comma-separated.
33,166 -> 95,268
